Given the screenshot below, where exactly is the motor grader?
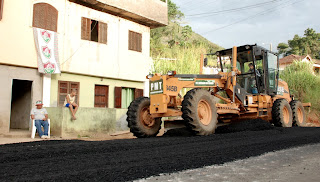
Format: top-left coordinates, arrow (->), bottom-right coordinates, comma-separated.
127,44 -> 309,138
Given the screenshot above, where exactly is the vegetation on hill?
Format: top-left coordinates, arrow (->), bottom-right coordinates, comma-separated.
277,28 -> 320,59
150,0 -> 223,74
281,61 -> 320,111
278,28 -> 320,119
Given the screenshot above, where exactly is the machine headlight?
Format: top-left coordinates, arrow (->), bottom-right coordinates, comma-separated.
167,71 -> 176,76
146,74 -> 154,79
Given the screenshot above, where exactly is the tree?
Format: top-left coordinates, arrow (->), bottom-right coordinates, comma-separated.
288,34 -> 303,55
167,0 -> 184,21
182,25 -> 192,41
277,42 -> 289,55
150,0 -> 185,55
279,28 -> 320,59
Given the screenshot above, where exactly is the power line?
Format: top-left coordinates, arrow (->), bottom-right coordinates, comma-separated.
179,0 -> 200,7
186,0 -> 284,17
201,0 -> 306,35
182,0 -> 219,13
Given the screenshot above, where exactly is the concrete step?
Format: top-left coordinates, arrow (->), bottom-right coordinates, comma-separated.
2,129 -> 31,138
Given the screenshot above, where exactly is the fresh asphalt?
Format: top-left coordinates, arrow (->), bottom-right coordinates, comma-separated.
1,120 -> 320,181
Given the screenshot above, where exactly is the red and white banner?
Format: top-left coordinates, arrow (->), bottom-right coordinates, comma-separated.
33,28 -> 61,74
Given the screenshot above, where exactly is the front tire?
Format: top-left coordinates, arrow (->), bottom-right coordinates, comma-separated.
182,89 -> 218,135
290,100 -> 306,127
272,99 -> 293,127
127,97 -> 161,138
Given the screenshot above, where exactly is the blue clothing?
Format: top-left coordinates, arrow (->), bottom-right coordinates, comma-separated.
251,88 -> 258,94
35,120 -> 49,137
65,103 -> 75,109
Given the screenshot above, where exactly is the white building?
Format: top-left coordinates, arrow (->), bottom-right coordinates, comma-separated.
0,0 -> 168,135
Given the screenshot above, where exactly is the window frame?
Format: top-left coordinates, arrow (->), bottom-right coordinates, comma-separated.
58,81 -> 80,107
0,0 -> 4,21
32,3 -> 58,32
81,17 -> 108,44
128,30 -> 142,52
114,87 -> 143,108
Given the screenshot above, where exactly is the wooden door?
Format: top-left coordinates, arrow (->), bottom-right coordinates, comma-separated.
94,85 -> 109,108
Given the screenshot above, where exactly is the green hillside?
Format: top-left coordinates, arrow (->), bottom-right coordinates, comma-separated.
150,0 -> 223,74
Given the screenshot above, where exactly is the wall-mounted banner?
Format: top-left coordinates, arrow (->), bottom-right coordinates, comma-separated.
33,28 -> 61,74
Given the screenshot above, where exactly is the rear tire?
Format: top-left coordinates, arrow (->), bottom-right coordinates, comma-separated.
182,89 -> 218,135
290,100 -> 306,127
127,97 -> 161,138
272,99 -> 293,127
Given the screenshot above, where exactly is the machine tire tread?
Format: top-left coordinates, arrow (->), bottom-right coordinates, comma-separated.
182,88 -> 218,135
290,100 -> 306,127
272,99 -> 293,127
127,97 -> 161,138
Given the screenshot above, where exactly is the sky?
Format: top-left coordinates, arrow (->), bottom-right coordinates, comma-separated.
172,0 -> 320,52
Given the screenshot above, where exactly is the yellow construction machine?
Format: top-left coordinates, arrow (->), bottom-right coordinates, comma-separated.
127,44 -> 310,137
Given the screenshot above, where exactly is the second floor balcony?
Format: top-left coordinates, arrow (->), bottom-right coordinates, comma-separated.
69,0 -> 168,28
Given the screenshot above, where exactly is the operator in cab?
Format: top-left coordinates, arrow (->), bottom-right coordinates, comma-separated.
247,63 -> 261,94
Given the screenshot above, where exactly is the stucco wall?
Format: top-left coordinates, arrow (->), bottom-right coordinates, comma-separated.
97,0 -> 168,26
0,65 -> 43,134
0,0 -> 152,82
46,107 -> 129,137
10,80 -> 33,129
62,2 -> 152,82
50,72 -> 145,108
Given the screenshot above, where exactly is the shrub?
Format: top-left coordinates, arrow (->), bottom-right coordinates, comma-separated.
151,44 -> 208,74
280,61 -> 320,110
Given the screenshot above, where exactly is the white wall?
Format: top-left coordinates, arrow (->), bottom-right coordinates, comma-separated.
0,0 -> 152,82
0,65 -> 43,133
62,2 -> 152,81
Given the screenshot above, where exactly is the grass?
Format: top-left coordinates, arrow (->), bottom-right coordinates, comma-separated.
280,61 -> 320,110
151,44 -> 219,74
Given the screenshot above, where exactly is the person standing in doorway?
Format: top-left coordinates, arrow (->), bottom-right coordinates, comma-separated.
64,89 -> 79,120
30,100 -> 49,139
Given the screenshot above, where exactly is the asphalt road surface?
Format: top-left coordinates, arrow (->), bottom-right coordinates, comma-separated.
1,120 -> 320,181
138,143 -> 320,182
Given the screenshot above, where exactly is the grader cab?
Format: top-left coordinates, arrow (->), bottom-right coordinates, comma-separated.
127,44 -> 308,138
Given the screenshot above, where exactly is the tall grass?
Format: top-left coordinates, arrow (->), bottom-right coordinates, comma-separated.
151,45 -> 210,74
151,44 -> 216,96
280,61 -> 320,110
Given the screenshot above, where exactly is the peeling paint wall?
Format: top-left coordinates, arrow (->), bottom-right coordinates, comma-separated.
0,65 -> 43,134
46,107 -> 129,137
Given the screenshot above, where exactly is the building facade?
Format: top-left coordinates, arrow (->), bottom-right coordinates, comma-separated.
0,0 -> 167,135
279,54 -> 320,72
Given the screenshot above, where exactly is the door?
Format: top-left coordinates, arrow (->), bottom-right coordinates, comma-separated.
94,85 -> 109,108
10,79 -> 33,130
266,52 -> 278,94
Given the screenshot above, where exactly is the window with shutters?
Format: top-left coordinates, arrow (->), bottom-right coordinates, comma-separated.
0,0 -> 4,21
32,3 -> 58,32
114,87 -> 143,109
81,17 -> 108,44
58,81 -> 80,107
128,31 -> 142,52
94,85 -> 109,108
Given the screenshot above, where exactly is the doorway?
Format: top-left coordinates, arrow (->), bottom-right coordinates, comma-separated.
10,79 -> 33,130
